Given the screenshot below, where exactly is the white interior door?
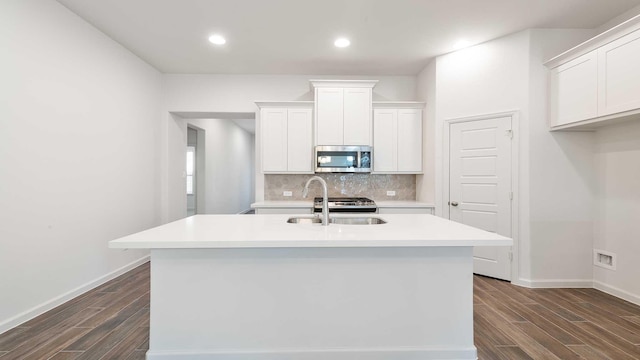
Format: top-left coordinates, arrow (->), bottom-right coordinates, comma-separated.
449,116 -> 512,280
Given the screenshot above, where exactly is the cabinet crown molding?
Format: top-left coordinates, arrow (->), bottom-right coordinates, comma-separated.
255,101 -> 313,108
310,79 -> 378,89
545,13 -> 640,68
373,101 -> 426,109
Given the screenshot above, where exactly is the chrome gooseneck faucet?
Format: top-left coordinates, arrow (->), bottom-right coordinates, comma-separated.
302,176 -> 329,226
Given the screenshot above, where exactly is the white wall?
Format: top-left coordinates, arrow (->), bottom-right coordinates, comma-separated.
185,119 -> 255,214
421,29 -> 595,285
594,4 -> 640,34
587,3 -> 640,304
432,31 -> 532,282
593,121 -> 640,303
163,75 -> 417,112
415,61 -> 436,204
527,29 -> 597,285
161,75 -> 417,221
0,0 -> 162,332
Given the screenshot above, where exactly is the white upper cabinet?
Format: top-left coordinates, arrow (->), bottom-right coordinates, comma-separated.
598,29 -> 640,116
286,108 -> 314,172
258,102 -> 313,174
311,80 -> 377,145
315,88 -> 344,145
546,15 -> 640,130
549,51 -> 598,127
373,109 -> 396,172
261,107 -> 288,172
373,103 -> 424,174
397,109 -> 423,172
343,88 -> 372,145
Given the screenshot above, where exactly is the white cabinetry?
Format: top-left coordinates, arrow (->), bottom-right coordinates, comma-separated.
598,29 -> 640,116
377,202 -> 434,215
315,88 -> 344,145
251,201 -> 313,214
372,103 -> 424,173
546,16 -> 640,130
258,102 -> 313,173
312,80 -> 377,146
549,51 -> 598,127
343,88 -> 372,145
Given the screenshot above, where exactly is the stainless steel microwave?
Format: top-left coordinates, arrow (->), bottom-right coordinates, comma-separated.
315,145 -> 372,173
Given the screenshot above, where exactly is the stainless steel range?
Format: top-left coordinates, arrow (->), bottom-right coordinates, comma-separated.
313,197 -> 377,213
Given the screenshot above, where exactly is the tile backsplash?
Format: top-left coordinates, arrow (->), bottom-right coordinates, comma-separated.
265,174 -> 416,201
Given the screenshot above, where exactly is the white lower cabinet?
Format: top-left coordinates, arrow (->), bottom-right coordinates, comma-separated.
378,206 -> 434,215
255,208 -> 312,215
373,106 -> 423,173
259,103 -> 313,173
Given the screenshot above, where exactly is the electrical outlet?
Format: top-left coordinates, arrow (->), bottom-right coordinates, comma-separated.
386,190 -> 396,196
283,191 -> 293,197
593,249 -> 616,270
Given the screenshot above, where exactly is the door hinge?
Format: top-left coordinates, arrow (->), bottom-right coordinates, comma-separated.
509,192 -> 513,200
506,129 -> 513,139
509,251 -> 513,261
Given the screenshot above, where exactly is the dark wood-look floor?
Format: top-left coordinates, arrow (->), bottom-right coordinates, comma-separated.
0,263 -> 150,360
2,263 -> 640,359
474,275 -> 640,359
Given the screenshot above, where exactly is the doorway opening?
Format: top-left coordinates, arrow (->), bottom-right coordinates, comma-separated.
171,112 -> 256,218
186,126 -> 200,216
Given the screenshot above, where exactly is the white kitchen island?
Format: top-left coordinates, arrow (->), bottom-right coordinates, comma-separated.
109,214 -> 511,360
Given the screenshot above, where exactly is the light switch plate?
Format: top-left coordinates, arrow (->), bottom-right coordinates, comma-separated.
283,191 -> 293,197
386,191 -> 396,196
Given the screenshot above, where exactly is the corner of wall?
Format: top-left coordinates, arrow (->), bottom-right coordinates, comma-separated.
526,29 -> 598,283
415,60 -> 437,204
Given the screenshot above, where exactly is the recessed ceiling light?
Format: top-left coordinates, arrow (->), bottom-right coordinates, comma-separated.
453,39 -> 472,50
334,38 -> 351,48
208,34 -> 226,45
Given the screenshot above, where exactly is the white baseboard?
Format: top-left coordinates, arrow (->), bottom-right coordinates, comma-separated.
147,347 -> 477,360
593,281 -> 640,306
0,255 -> 150,335
515,278 -> 593,288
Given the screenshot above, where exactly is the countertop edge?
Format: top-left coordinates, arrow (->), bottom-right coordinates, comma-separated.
109,239 -> 512,249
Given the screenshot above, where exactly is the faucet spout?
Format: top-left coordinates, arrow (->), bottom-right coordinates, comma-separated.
302,176 -> 329,226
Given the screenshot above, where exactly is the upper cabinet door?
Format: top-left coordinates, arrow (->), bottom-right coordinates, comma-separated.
598,29 -> 640,116
549,50 -> 598,127
287,108 -> 313,172
343,88 -> 372,145
372,106 -> 423,174
261,108 -> 288,172
373,109 -> 397,172
316,88 -> 344,145
397,109 -> 422,172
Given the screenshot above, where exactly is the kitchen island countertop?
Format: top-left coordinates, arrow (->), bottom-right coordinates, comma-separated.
108,213 -> 511,249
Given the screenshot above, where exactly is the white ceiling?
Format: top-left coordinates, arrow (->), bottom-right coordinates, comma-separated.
56,0 -> 640,75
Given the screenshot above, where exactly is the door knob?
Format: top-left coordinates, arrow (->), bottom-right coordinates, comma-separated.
450,201 -> 459,207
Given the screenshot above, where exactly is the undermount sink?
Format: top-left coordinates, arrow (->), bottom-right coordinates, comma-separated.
286,216 -> 387,225
330,217 -> 387,225
286,217 -> 323,224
